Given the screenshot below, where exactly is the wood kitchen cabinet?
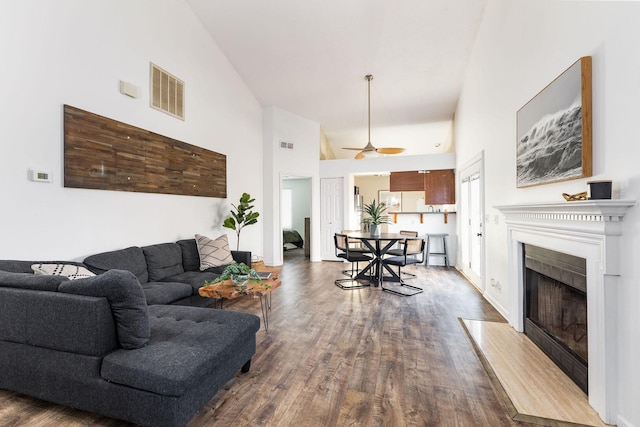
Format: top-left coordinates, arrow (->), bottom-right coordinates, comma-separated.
424,169 -> 455,204
390,171 -> 424,191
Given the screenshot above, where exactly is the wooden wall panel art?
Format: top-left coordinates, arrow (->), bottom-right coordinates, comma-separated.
64,105 -> 226,198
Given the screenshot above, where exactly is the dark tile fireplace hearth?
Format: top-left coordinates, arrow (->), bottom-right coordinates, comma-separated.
523,244 -> 588,394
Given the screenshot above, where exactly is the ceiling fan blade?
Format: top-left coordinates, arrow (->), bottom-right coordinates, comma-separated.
355,151 -> 365,160
377,147 -> 405,155
342,147 -> 366,151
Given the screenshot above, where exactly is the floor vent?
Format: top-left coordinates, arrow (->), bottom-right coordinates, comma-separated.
150,63 -> 184,120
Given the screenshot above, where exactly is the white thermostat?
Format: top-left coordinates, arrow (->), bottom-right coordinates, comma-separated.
29,169 -> 52,183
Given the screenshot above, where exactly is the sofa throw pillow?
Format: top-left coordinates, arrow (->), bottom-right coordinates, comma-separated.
195,234 -> 233,271
58,269 -> 150,349
31,263 -> 96,281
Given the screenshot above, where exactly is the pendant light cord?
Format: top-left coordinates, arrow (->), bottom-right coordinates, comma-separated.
366,74 -> 373,144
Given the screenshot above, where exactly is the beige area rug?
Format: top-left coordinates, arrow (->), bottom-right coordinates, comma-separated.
460,319 -> 612,427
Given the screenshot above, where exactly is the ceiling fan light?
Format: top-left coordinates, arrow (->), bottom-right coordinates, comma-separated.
377,147 -> 405,155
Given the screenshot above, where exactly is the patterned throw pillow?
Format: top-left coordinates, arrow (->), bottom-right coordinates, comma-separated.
195,234 -> 234,271
31,263 -> 96,280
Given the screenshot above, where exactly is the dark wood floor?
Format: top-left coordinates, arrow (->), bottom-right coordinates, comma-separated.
0,249 -> 537,426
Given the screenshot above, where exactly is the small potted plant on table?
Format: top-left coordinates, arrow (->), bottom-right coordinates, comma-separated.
204,262 -> 267,292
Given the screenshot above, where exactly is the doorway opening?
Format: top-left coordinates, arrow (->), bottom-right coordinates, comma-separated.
282,176 -> 312,263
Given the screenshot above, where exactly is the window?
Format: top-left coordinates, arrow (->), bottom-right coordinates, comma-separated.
282,189 -> 292,229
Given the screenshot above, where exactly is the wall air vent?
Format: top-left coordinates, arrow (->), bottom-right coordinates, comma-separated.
280,141 -> 294,149
150,63 -> 185,120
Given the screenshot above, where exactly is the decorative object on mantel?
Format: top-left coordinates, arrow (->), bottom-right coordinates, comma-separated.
562,191 -> 588,202
516,57 -> 592,188
223,193 -> 260,250
587,180 -> 612,200
362,199 -> 392,236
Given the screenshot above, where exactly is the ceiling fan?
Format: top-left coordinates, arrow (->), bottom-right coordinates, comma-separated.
343,74 -> 405,160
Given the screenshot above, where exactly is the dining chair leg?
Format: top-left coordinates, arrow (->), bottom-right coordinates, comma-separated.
381,280 -> 423,296
335,277 -> 370,289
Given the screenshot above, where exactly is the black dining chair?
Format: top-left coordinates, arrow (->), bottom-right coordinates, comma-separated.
334,233 -> 372,289
386,230 -> 420,278
381,237 -> 425,296
340,229 -> 371,276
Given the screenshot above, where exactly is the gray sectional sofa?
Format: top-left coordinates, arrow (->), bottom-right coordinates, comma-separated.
0,238 -> 260,427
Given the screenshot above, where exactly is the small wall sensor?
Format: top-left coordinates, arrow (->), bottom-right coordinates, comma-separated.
29,169 -> 52,183
119,80 -> 139,98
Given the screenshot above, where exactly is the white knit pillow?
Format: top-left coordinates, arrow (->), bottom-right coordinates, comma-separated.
31,263 -> 96,281
195,234 -> 233,270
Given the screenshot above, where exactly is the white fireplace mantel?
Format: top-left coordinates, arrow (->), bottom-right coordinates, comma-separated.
495,199 -> 636,424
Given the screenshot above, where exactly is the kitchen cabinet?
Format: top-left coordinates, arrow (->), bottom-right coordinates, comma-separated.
424,169 -> 455,204
390,171 -> 424,192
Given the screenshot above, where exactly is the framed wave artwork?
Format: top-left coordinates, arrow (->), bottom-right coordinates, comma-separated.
516,56 -> 592,188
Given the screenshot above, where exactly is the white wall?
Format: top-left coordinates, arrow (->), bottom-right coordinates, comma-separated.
456,1 -> 640,425
0,1 -> 264,260
263,106 -> 321,265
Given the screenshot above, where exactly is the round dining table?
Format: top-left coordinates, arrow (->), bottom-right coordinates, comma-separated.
346,232 -> 408,287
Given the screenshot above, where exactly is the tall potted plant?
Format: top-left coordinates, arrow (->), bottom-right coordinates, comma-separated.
223,193 -> 259,250
362,199 -> 392,236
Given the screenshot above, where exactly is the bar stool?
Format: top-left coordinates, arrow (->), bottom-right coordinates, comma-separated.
425,233 -> 449,268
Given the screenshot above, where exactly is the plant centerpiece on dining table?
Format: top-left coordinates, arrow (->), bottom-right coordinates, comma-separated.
362,199 -> 392,236
204,262 -> 268,292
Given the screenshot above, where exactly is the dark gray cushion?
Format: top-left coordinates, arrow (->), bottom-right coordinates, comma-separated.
58,270 -> 150,349
0,270 -> 69,291
141,282 -> 193,305
142,243 -> 185,282
101,305 -> 260,396
161,271 -> 218,294
176,239 -> 200,271
84,247 -> 149,284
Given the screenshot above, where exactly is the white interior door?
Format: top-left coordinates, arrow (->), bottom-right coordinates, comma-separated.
459,156 -> 484,289
320,177 -> 344,260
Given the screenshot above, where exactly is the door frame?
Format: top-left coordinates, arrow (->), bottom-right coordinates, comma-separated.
320,177 -> 345,261
458,151 -> 485,291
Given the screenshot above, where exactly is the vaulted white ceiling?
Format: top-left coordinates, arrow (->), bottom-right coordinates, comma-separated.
186,0 -> 487,159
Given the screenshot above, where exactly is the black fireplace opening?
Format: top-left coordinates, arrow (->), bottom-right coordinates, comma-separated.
523,244 -> 588,394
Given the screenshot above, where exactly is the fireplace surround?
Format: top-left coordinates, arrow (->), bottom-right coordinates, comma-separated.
496,200 -> 635,424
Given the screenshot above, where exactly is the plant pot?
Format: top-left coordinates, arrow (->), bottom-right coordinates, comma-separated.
232,275 -> 249,286
370,224 -> 380,236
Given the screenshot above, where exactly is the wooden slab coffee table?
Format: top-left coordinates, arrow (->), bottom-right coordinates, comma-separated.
199,269 -> 281,331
